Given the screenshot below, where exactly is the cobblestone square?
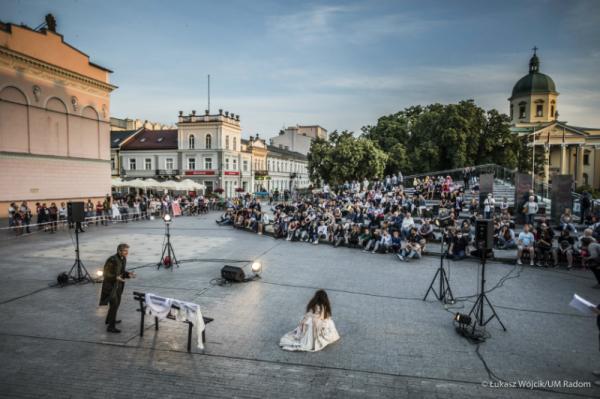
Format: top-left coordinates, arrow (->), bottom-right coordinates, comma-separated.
0,214 -> 598,398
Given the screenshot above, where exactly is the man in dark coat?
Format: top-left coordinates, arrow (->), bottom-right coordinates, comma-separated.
99,243 -> 135,333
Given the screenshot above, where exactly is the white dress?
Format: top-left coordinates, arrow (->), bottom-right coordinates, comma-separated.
279,306 -> 340,352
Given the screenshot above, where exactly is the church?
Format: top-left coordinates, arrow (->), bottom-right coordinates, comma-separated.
509,49 -> 600,190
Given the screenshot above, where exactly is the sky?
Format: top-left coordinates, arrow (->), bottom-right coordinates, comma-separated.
2,0 -> 600,138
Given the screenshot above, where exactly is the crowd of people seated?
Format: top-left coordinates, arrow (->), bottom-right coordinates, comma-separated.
216,175 -> 600,275
217,176 -> 497,263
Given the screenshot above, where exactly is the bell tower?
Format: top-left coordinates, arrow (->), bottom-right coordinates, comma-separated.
509,48 -> 559,127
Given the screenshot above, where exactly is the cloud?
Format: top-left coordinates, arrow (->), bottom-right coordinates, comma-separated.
266,5 -> 354,44
266,4 -> 440,45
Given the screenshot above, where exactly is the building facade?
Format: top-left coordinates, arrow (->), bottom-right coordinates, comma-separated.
509,50 -> 600,189
0,15 -> 116,214
111,110 -> 311,197
270,124 -> 327,155
119,129 -> 179,180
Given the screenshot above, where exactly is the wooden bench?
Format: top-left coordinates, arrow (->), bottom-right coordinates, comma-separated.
133,291 -> 213,352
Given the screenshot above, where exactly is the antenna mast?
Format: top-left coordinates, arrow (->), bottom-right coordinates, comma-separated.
207,74 -> 211,113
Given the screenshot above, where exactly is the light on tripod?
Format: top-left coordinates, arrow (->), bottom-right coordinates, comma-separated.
251,261 -> 262,275
454,313 -> 472,326
163,214 -> 172,223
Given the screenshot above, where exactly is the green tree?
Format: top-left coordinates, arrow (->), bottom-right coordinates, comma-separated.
362,100 -> 523,174
307,131 -> 387,186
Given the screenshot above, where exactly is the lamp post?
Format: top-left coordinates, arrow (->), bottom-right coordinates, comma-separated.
531,125 -> 536,187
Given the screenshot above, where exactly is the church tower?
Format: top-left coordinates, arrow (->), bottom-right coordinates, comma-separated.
509,48 -> 559,126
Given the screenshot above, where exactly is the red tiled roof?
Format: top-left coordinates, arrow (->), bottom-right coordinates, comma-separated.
121,129 -> 178,150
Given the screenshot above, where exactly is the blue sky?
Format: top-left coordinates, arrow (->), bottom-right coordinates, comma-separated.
3,0 -> 600,137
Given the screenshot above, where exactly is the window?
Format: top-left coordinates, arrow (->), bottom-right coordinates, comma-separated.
129,159 -> 136,170
233,137 -> 237,151
206,134 -> 212,149
233,159 -> 237,170
225,158 -> 230,170
536,104 -> 543,117
188,158 -> 196,170
189,134 -> 195,149
111,157 -> 115,170
165,158 -> 174,170
145,158 -> 152,170
551,105 -> 555,118
205,158 -> 212,169
510,105 -> 514,119
225,135 -> 230,150
243,160 -> 248,172
584,152 -> 590,166
519,105 -> 526,119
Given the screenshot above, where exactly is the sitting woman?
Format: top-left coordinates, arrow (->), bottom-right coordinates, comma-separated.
497,225 -> 517,249
280,290 -> 341,352
560,208 -> 577,234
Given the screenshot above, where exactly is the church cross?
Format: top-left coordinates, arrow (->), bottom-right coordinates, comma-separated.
532,46 -> 538,55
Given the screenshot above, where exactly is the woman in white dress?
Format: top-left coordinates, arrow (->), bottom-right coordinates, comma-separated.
280,290 -> 340,352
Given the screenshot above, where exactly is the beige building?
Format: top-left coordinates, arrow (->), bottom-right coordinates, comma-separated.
509,50 -> 600,189
269,124 -> 327,155
177,109 -> 253,197
0,15 -> 116,215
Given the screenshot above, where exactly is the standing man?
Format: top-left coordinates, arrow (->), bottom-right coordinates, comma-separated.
99,243 -> 135,333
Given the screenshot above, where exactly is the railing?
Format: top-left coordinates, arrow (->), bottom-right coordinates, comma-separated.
404,164 -> 517,187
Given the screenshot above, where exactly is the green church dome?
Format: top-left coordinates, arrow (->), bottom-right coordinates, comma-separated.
511,51 -> 557,99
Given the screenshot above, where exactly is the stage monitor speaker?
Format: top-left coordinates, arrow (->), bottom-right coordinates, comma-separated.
475,219 -> 494,250
221,265 -> 245,282
67,201 -> 85,223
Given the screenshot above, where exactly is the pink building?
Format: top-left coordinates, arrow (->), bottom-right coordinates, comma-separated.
0,15 -> 116,215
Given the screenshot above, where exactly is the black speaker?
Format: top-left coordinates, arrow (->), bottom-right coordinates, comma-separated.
221,265 -> 245,282
475,219 -> 494,250
67,201 -> 85,223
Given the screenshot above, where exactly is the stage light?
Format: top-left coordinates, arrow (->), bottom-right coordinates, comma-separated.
251,261 -> 262,274
454,313 -> 472,326
96,270 -> 103,277
163,214 -> 172,223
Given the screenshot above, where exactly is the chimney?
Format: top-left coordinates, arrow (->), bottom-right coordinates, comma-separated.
192,110 -> 196,116
225,111 -> 229,117
205,109 -> 209,115
218,109 -> 223,115
178,110 -> 183,116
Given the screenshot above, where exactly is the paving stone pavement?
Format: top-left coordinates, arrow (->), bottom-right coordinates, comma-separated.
0,213 -> 599,398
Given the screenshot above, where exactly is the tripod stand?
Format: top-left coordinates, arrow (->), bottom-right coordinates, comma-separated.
467,249 -> 506,332
157,222 -> 179,269
423,228 -> 454,303
67,226 -> 93,283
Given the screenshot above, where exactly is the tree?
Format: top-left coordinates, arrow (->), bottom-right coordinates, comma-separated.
362,100 -> 524,174
307,131 -> 387,187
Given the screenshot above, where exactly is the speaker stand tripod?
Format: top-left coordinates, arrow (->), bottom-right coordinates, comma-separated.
468,251 -> 506,332
157,222 -> 179,270
67,227 -> 93,283
423,229 -> 455,303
